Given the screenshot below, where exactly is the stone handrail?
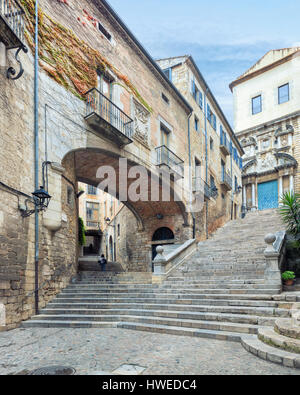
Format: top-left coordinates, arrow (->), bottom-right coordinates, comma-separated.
152,239 -> 197,277
264,231 -> 286,288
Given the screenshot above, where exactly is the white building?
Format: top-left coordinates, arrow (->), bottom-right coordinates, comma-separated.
230,47 -> 300,211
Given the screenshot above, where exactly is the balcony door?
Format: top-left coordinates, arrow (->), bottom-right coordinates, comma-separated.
221,159 -> 225,181
97,73 -> 113,124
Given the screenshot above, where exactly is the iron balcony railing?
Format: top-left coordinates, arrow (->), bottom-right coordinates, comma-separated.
86,88 -> 134,139
193,177 -> 211,199
221,170 -> 232,187
86,221 -> 101,229
0,0 -> 25,46
156,145 -> 184,178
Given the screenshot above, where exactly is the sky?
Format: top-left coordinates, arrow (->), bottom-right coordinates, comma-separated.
108,0 -> 300,126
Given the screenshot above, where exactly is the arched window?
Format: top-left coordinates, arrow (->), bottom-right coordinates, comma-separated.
152,227 -> 174,242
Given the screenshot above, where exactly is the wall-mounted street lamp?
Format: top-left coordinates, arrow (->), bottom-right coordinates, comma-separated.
19,161 -> 52,217
20,186 -> 51,218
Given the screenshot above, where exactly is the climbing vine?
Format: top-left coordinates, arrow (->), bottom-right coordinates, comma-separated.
20,0 -> 153,112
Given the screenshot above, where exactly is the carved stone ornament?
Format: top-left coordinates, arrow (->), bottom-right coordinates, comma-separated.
133,99 -> 150,147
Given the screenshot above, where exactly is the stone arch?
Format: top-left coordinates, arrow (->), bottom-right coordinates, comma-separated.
60,147 -> 191,272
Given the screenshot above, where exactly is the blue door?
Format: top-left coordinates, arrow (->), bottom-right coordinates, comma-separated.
258,180 -> 278,210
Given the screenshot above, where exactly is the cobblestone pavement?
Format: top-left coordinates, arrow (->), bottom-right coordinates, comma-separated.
0,328 -> 300,375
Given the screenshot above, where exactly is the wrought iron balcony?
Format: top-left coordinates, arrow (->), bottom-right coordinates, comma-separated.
220,170 -> 232,191
0,0 -> 27,79
155,145 -> 184,178
85,88 -> 134,146
86,221 -> 101,229
220,134 -> 230,156
193,177 -> 211,200
0,0 -> 25,48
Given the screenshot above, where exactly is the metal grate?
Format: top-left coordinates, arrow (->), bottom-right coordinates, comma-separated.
28,366 -> 76,375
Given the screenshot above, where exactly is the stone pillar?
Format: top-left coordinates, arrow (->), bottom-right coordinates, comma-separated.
264,234 -> 282,288
290,175 -> 294,193
243,185 -> 247,207
251,183 -> 256,211
153,246 -> 167,275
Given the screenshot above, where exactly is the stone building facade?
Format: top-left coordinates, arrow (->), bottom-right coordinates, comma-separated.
230,48 -> 300,211
157,56 -> 244,237
0,0 -> 242,329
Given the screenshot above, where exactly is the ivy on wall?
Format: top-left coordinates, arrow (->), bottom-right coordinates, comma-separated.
20,0 -> 153,112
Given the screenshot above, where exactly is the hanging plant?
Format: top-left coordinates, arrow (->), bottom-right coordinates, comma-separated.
78,217 -> 86,246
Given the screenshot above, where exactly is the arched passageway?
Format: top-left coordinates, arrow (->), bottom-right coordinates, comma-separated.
62,147 -> 192,272
151,227 -> 175,263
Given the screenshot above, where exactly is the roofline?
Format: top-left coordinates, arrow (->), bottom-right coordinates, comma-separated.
185,56 -> 244,155
100,0 -> 193,114
229,50 -> 300,92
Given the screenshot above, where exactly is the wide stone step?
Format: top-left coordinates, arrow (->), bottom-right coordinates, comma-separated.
21,319 -> 245,342
53,294 -> 277,304
41,305 -> 291,318
241,336 -> 300,369
59,288 -> 279,296
166,277 -> 265,283
47,299 -> 293,310
258,327 -> 300,354
161,284 -> 279,290
25,314 -> 261,334
39,308 -> 280,326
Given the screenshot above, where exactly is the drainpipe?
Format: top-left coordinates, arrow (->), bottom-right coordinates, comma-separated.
34,0 -> 39,315
230,147 -> 233,220
204,88 -> 209,239
187,111 -> 195,239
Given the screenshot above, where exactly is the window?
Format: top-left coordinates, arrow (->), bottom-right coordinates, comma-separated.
239,157 -> 243,170
195,158 -> 201,178
161,124 -> 170,147
86,202 -> 99,221
162,93 -> 169,104
207,104 -> 216,130
163,68 -> 172,81
98,22 -> 112,41
118,224 -> 120,237
207,104 -> 212,123
87,185 -> 97,195
210,137 -> 214,150
234,176 -> 238,192
195,116 -> 199,131
198,91 -> 203,109
252,95 -> 262,115
210,175 -> 215,188
191,80 -> 203,109
212,114 -> 216,131
278,83 -> 289,104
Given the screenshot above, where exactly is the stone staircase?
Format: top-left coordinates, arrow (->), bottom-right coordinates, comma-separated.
21,209 -> 300,368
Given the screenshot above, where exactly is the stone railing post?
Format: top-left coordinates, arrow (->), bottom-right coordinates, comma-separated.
153,246 -> 167,275
264,233 -> 282,287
